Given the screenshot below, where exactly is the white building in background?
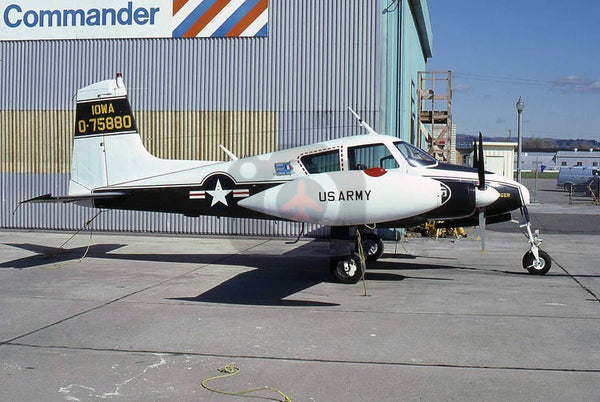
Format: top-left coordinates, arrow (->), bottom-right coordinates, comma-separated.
516,150 -> 600,172
517,153 -> 558,172
555,150 -> 600,168
466,142 -> 517,180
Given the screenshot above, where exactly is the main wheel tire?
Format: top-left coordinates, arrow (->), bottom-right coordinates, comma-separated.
523,250 -> 552,275
563,183 -> 573,192
329,252 -> 365,284
360,233 -> 384,261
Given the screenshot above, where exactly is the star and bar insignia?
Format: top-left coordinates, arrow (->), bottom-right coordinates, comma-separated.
189,179 -> 249,207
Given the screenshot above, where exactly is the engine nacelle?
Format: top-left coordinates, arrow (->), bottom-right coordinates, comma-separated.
238,169 -> 445,225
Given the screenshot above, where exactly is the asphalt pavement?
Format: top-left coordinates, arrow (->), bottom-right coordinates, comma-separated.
495,178 -> 600,233
1,179 -> 599,401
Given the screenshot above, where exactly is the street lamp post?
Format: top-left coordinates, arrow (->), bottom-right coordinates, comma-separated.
516,97 -> 524,183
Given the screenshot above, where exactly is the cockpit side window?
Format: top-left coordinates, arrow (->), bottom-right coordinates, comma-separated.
300,150 -> 340,174
394,141 -> 438,167
348,144 -> 399,170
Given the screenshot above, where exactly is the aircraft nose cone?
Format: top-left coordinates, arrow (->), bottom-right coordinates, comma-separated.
519,183 -> 531,206
475,186 -> 500,208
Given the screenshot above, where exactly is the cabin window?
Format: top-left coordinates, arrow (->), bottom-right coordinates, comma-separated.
348,144 -> 399,170
561,162 -> 567,166
593,162 -> 598,167
300,150 -> 340,174
576,161 -> 583,166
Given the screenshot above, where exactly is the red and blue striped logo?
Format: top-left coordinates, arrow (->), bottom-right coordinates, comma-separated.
173,0 -> 268,38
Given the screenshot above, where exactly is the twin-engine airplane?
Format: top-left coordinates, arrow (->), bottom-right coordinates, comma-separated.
22,74 -> 552,283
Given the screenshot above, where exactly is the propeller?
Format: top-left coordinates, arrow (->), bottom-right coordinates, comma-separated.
472,136 -> 479,170
477,132 -> 486,251
477,132 -> 485,191
473,132 -> 499,252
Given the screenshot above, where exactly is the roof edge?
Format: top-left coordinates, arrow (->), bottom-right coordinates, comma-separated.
409,0 -> 433,59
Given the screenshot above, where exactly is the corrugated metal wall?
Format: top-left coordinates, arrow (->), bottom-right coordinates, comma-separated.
1,0 -> 381,236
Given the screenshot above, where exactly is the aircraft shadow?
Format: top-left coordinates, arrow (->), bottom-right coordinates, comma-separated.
2,242 -> 338,306
3,241 -> 538,307
0,243 -> 128,269
170,261 -> 339,307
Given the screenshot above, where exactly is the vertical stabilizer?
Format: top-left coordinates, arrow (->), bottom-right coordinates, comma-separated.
68,74 -> 213,195
69,74 -> 143,194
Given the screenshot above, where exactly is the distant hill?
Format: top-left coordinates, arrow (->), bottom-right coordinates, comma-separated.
456,134 -> 599,152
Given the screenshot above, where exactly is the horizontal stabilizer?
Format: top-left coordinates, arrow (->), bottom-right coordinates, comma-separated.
20,192 -> 126,205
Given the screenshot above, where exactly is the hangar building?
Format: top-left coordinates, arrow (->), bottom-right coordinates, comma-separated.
1,0 -> 433,235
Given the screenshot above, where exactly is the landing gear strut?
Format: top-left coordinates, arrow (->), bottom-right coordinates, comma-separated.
519,206 -> 552,275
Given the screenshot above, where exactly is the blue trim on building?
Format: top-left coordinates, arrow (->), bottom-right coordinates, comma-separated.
379,0 -> 432,143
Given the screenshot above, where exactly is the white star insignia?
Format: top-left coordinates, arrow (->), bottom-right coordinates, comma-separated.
206,179 -> 232,206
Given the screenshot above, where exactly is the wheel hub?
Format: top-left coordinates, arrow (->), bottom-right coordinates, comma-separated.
337,260 -> 357,278
532,257 -> 545,270
363,240 -> 377,256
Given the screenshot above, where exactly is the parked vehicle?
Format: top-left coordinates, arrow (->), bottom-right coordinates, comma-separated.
557,167 -> 600,192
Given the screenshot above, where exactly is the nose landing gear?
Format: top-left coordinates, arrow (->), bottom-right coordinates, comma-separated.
523,249 -> 551,275
519,206 -> 552,275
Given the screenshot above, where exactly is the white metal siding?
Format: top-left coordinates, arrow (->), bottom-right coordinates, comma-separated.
1,0 -> 382,235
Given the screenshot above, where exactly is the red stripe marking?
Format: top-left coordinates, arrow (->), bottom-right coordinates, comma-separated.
173,0 -> 189,15
226,0 -> 267,37
189,190 -> 206,197
184,0 -> 231,37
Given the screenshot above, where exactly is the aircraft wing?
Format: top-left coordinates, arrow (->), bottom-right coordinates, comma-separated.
20,192 -> 126,205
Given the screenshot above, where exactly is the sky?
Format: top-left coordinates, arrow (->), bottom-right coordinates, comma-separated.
426,0 -> 600,140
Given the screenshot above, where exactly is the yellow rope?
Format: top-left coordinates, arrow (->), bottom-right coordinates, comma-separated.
201,363 -> 292,402
401,234 -> 409,253
355,230 -> 368,296
43,211 -> 103,269
588,183 -> 600,205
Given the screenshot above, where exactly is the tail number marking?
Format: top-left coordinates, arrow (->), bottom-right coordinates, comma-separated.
78,115 -> 132,134
75,98 -> 136,136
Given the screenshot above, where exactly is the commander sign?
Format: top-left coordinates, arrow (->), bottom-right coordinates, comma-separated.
1,0 -> 269,40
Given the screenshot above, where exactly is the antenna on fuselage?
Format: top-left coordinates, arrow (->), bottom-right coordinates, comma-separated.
219,144 -> 238,160
348,107 -> 378,136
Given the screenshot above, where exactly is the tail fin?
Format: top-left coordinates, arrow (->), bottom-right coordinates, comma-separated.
21,74 -> 212,206
70,73 -> 144,194
70,72 -> 201,195
69,74 -> 214,196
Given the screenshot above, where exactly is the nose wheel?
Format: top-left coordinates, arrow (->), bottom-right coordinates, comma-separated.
522,249 -> 552,275
519,206 -> 552,275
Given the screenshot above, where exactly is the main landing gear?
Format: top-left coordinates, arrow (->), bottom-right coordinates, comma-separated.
329,252 -> 365,284
359,232 -> 385,261
328,227 -> 385,283
519,206 -> 552,275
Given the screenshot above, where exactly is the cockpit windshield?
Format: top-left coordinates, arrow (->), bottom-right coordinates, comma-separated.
394,141 -> 438,167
